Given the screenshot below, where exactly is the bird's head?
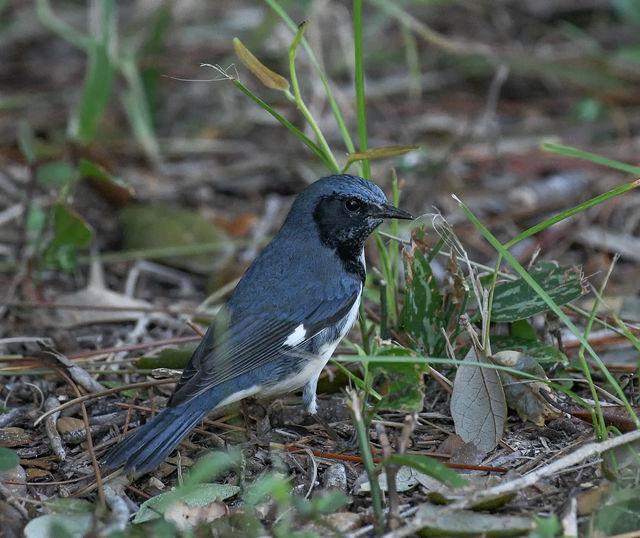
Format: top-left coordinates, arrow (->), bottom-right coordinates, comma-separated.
284,174 -> 413,265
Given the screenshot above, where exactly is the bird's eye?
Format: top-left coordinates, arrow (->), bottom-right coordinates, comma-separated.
345,198 -> 361,212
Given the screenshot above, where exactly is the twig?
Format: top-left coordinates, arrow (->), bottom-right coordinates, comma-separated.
376,423 -> 399,531
47,363 -> 106,509
379,429 -> 640,538
44,396 -> 65,462
34,379 -> 175,426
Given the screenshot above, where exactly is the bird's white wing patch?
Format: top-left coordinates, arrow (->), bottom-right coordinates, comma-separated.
283,323 -> 307,347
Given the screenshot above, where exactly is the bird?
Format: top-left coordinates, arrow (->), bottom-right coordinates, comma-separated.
102,174 -> 413,474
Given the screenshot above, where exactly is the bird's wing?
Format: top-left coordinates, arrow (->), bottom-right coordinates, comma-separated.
167,281 -> 361,407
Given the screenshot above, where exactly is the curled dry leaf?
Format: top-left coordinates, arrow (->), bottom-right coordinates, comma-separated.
233,37 -> 290,91
493,350 -> 560,426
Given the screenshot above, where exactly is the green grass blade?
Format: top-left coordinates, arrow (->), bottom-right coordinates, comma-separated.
543,142 -> 640,175
36,0 -> 90,50
504,177 -> 640,249
231,79 -> 332,169
264,0 -> 356,156
288,23 -> 340,173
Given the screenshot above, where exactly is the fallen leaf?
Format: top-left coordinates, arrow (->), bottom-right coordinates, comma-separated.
164,499 -> 227,531
450,347 -> 507,453
493,350 -> 560,426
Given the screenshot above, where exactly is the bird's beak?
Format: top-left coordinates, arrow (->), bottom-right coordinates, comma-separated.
370,202 -> 414,220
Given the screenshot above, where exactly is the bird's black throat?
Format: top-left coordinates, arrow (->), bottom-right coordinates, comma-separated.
313,195 -> 381,281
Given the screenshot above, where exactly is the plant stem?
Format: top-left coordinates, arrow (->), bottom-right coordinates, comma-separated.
347,389 -> 384,533
353,0 -> 370,179
231,79 -> 331,169
264,0 -> 356,156
288,24 -> 340,173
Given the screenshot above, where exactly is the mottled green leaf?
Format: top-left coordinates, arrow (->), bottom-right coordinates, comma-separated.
491,335 -> 567,366
489,262 -> 585,322
403,244 -> 443,355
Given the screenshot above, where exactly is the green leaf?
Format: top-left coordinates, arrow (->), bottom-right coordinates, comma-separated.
42,205 -> 92,272
372,346 -> 425,412
530,514 -> 562,538
402,230 -> 466,358
414,504 -> 534,536
491,335 -> 567,366
72,40 -> 113,141
36,161 -> 77,186
0,447 -> 19,471
17,120 -> 36,163
44,498 -> 94,514
27,206 -> 46,233
78,159 -> 129,189
51,205 -> 92,247
542,143 -> 640,176
134,483 -> 240,523
489,262 -> 585,322
382,454 -> 467,488
591,487 -> 640,535
118,204 -> 232,274
134,344 -> 197,370
450,347 -> 507,453
509,320 -> 537,341
307,491 -> 349,514
243,474 -> 292,506
24,513 -> 93,538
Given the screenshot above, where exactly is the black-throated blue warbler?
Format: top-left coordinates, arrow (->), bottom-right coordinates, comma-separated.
102,174 -> 413,474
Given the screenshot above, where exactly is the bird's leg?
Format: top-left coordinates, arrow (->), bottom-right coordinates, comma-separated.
303,377 -> 343,444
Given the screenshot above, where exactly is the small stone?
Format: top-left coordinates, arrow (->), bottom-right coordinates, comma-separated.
323,463 -> 347,492
56,417 -> 85,435
0,464 -> 27,497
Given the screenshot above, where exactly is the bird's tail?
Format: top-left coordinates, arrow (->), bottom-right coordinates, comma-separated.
101,395 -> 211,475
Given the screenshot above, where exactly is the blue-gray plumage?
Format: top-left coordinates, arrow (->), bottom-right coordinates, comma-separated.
102,174 -> 412,474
